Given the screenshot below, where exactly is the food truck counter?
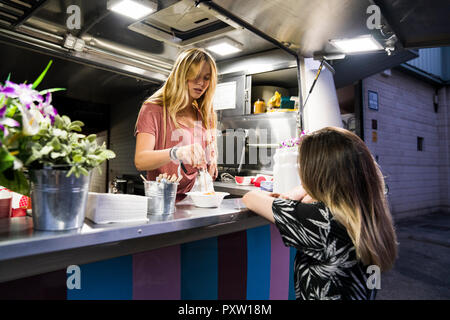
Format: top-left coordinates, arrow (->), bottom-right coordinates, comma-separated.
0,198 -> 269,283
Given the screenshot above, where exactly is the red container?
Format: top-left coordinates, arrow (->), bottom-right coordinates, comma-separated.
0,197 -> 12,219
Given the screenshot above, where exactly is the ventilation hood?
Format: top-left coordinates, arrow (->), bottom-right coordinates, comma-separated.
128,0 -> 239,47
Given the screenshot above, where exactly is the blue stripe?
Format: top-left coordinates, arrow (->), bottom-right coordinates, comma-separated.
67,255 -> 132,300
181,237 -> 218,299
246,225 -> 271,300
288,247 -> 297,300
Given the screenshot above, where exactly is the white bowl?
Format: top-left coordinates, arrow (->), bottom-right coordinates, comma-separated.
185,192 -> 229,208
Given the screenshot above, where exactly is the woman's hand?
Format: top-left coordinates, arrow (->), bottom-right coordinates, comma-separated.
208,162 -> 218,180
176,143 -> 206,168
279,185 -> 308,201
270,185 -> 317,203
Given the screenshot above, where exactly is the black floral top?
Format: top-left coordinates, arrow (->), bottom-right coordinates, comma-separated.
272,198 -> 376,300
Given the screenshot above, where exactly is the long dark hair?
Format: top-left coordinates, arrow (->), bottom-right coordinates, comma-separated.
298,127 -> 398,271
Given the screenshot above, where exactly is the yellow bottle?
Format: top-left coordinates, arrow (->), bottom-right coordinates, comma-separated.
254,99 -> 266,114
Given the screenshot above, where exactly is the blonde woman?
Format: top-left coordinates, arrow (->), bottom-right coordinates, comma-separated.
135,48 -> 218,199
243,127 -> 398,300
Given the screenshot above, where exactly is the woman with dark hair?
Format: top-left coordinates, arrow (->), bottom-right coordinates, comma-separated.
243,127 -> 398,300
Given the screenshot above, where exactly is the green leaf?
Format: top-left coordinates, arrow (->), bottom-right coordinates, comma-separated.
69,125 -> 82,132
79,167 -> 89,176
50,151 -> 66,159
38,88 -> 66,95
54,116 -> 64,129
6,73 -> 11,82
0,148 -> 15,173
73,154 -> 83,163
40,145 -> 53,156
66,166 -> 76,177
101,150 -> 116,159
87,154 -> 102,162
32,60 -> 53,89
70,120 -> 84,127
86,134 -> 97,143
50,137 -> 61,151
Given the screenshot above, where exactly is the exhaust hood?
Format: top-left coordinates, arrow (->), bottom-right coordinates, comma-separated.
128,0 -> 238,47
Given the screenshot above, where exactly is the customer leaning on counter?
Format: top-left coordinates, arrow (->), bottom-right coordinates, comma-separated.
243,127 -> 398,300
134,48 -> 218,199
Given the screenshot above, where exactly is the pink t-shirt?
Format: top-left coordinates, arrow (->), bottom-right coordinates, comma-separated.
135,102 -> 214,198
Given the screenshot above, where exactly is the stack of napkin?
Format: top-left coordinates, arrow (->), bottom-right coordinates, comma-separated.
86,192 -> 148,224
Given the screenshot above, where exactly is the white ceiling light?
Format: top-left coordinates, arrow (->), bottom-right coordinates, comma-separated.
107,0 -> 157,20
206,37 -> 243,56
329,35 -> 384,54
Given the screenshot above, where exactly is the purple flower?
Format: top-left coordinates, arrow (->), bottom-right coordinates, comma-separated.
37,92 -> 58,125
1,81 -> 43,108
0,115 -> 20,137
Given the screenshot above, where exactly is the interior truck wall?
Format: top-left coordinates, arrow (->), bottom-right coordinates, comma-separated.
109,95 -> 145,179
362,69 -> 450,219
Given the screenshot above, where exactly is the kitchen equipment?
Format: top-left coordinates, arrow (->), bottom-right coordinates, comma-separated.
252,86 -> 289,107
110,177 -> 127,194
235,176 -> 255,185
260,180 -> 274,192
280,96 -> 295,109
253,99 -> 266,114
145,180 -> 178,215
186,192 -> 229,208
253,174 -> 273,187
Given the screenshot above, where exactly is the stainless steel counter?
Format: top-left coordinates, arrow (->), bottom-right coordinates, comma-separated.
213,181 -> 259,196
0,198 -> 268,282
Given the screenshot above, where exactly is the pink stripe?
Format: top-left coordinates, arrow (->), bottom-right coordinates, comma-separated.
269,224 -> 290,300
133,245 -> 181,300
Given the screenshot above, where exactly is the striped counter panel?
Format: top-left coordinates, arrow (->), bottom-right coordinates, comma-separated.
0,225 -> 297,300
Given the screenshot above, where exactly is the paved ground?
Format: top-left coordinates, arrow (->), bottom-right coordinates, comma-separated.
376,211 -> 450,300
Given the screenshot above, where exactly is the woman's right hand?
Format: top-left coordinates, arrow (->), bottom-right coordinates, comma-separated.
176,143 -> 206,168
275,185 -> 308,201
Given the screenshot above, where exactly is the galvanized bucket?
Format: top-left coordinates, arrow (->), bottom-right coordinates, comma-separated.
144,180 -> 178,215
30,168 -> 91,231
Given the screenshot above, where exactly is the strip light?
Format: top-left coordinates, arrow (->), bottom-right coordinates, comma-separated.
330,35 -> 384,54
206,38 -> 243,56
107,0 -> 157,20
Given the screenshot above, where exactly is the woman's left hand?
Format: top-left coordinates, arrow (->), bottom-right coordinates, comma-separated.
208,162 -> 218,180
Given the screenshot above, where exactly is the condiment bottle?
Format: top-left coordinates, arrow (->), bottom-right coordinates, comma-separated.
253,99 -> 266,114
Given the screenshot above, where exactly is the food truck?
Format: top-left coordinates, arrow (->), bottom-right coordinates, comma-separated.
0,0 -> 448,300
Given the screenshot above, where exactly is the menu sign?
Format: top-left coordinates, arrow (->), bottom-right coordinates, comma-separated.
213,81 -> 237,110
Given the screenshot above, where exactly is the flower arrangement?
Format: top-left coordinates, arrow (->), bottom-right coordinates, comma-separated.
279,130 -> 308,148
0,61 -> 115,196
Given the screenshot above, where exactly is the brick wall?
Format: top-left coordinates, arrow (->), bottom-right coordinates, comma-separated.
362,69 -> 447,219
108,95 -> 146,180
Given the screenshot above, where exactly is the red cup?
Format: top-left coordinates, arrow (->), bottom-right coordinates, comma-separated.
0,197 -> 12,219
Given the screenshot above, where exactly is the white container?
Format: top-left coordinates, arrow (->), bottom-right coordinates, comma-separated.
273,147 -> 301,194
186,192 -> 229,208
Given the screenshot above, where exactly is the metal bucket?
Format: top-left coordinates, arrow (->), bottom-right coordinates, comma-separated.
30,168 -> 91,231
144,181 -> 178,215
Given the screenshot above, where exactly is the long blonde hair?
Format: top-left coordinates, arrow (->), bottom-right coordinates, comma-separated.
298,127 -> 398,271
145,48 -> 218,144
